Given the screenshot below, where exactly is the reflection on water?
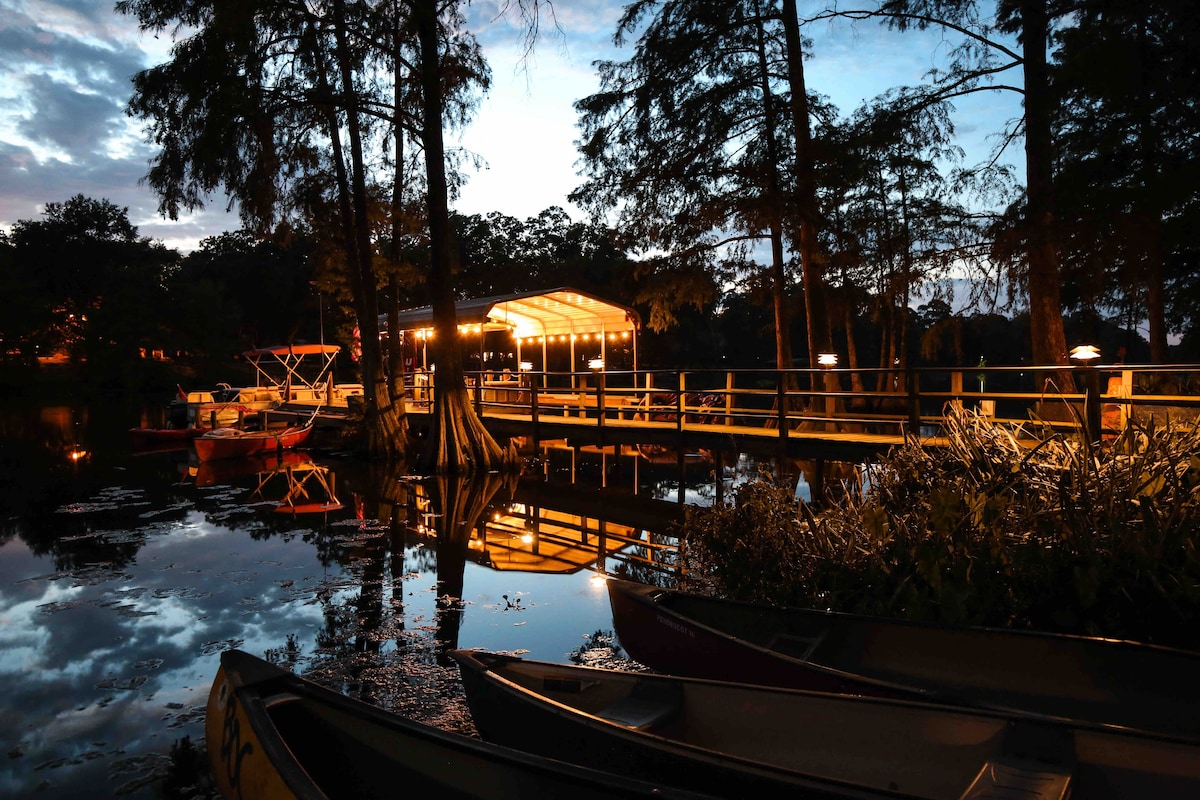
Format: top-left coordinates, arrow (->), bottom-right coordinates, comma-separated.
3,403 -> 787,799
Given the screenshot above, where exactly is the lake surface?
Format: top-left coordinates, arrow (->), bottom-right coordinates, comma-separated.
0,401 -> 776,798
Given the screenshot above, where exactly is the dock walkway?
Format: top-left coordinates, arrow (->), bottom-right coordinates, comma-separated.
274,363 -> 1200,462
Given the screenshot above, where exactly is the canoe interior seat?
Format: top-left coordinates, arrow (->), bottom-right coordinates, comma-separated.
595,680 -> 683,731
765,631 -> 825,660
960,759 -> 1072,800
961,721 -> 1074,800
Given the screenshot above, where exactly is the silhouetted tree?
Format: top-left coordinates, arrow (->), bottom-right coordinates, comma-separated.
5,195 -> 177,367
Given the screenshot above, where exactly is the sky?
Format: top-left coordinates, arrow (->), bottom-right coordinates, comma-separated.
0,0 -> 1020,253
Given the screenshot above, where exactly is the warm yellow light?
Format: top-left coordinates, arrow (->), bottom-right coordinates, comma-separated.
818,353 -> 838,367
1070,344 -> 1101,362
589,573 -> 608,590
520,533 -> 534,545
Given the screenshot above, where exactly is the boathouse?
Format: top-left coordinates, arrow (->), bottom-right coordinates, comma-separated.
381,287 -> 641,377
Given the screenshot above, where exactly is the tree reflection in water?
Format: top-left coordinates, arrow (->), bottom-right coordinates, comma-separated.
1,400 -> 794,798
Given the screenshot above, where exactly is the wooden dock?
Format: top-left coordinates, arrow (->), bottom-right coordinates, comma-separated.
278,363 -> 1200,463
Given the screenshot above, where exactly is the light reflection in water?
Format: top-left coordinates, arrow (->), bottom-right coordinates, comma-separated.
0,402 -> 832,798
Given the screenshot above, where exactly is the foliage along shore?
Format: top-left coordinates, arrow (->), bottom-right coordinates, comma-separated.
680,406 -> 1200,649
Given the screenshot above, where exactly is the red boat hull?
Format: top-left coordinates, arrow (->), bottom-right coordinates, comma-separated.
193,425 -> 313,462
129,427 -> 202,451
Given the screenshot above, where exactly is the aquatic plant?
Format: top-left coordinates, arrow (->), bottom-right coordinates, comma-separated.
681,406 -> 1200,646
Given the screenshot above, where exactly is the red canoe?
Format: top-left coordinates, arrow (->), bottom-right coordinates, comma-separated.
606,578 -> 1200,741
129,426 -> 202,451
193,423 -> 313,462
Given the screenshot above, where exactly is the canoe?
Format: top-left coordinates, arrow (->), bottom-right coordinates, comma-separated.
194,423 -> 313,462
451,649 -> 1200,800
206,649 -> 719,800
607,578 -> 1200,740
128,426 -> 201,451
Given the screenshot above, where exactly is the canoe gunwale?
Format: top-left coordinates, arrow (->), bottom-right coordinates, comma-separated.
208,649 -> 721,800
607,578 -> 1200,742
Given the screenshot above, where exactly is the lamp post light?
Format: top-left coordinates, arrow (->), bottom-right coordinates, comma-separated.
1070,344 -> 1102,442
587,357 -> 606,423
817,353 -> 838,422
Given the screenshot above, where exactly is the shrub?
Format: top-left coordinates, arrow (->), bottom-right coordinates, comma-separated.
680,406 -> 1200,646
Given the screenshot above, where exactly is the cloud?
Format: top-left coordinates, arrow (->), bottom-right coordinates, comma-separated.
16,73 -> 126,157
0,2 -> 194,237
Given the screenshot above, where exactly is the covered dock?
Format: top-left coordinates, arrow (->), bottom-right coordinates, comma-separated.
382,287 -> 641,378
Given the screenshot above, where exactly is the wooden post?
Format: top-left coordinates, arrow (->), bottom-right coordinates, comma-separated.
596,368 -> 606,443
1120,369 -> 1133,429
776,375 -> 787,443
725,371 -> 735,426
906,368 -> 921,436
530,372 -> 541,447
676,371 -> 685,439
1081,365 -> 1102,443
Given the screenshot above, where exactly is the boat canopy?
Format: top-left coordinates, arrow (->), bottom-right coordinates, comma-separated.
382,288 -> 640,339
242,343 -> 340,390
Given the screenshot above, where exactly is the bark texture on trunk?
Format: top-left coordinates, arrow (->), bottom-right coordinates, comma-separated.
413,0 -> 514,473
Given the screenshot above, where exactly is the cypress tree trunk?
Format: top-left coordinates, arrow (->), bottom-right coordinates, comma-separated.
781,0 -> 832,388
331,0 -> 408,458
1021,0 -> 1073,388
412,0 -> 513,473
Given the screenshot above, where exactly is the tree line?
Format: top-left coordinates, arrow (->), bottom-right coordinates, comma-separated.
0,194 -> 1148,378
2,0 -> 1196,471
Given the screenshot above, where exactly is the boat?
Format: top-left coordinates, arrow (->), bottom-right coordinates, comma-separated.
193,423 -> 313,462
205,648 -> 719,800
179,344 -> 362,430
606,578 -> 1200,741
128,425 -> 202,451
451,649 -> 1200,800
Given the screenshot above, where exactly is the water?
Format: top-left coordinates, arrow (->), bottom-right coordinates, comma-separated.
0,401 -> 746,799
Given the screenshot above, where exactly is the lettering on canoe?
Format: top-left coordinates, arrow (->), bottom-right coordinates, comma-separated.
215,679 -> 255,797
655,612 -> 696,638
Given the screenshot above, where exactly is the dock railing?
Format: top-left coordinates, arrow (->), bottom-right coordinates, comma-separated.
435,364 -> 1200,445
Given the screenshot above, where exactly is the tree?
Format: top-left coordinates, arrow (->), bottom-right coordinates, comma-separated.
818,94 -> 982,387
410,0 -> 509,473
5,195 -> 177,366
119,0 -> 491,465
573,0 -> 804,368
812,0 -> 1074,376
169,230 -> 320,365
451,207 -> 638,300
1053,0 -> 1200,362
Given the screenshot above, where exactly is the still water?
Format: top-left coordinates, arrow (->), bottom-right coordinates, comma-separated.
0,401 -> 764,798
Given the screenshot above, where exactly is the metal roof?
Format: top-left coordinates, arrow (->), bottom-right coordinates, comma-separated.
385,288 -> 640,338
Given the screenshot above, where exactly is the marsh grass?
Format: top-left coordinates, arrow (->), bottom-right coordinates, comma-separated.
681,406 -> 1200,646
